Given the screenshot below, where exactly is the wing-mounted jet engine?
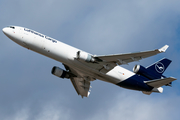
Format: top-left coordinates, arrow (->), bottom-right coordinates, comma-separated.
51,66 -> 70,78
76,51 -> 95,63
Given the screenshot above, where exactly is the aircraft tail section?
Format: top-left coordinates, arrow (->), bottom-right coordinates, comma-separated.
146,58 -> 172,79
133,58 -> 172,80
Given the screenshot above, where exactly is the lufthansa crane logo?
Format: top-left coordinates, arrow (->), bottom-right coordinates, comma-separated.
155,62 -> 165,73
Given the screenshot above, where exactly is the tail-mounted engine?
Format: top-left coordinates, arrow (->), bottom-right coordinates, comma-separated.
51,66 -> 70,78
133,65 -> 160,80
76,51 -> 95,62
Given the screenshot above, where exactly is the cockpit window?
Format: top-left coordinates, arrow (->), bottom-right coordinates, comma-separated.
9,26 -> 15,29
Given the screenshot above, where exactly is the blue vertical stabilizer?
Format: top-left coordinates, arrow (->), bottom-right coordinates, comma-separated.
146,58 -> 172,78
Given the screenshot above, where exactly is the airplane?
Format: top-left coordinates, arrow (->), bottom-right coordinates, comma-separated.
2,26 -> 177,97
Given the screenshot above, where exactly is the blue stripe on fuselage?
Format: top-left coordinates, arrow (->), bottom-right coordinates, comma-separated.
116,75 -> 153,91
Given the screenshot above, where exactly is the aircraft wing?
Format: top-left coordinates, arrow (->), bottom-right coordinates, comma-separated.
70,77 -> 91,98
144,77 -> 177,88
63,64 -> 92,98
94,45 -> 169,65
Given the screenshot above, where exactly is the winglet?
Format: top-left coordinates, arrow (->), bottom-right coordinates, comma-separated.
159,45 -> 169,52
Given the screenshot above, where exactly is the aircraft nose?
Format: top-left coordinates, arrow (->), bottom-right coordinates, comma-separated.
2,27 -> 9,36
2,27 -> 7,34
2,27 -> 14,38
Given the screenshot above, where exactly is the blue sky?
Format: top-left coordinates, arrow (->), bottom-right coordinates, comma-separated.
0,0 -> 180,120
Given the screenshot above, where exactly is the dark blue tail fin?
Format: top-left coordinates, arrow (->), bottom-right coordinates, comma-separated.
146,58 -> 172,78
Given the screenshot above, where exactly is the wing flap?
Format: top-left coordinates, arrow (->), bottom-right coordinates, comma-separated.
144,77 -> 177,88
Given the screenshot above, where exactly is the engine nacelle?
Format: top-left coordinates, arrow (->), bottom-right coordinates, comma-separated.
76,51 -> 95,62
133,65 -> 159,80
133,65 -> 146,74
51,66 -> 69,78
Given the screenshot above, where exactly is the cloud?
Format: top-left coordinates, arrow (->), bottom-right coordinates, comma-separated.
2,91 -> 180,120
3,102 -> 71,120
0,0 -> 180,120
71,0 -> 180,54
88,92 -> 180,120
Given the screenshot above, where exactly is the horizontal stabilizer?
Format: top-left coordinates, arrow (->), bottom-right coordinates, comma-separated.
142,87 -> 163,95
142,91 -> 152,95
144,77 -> 177,88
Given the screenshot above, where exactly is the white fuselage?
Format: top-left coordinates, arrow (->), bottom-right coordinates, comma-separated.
3,26 -> 135,85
